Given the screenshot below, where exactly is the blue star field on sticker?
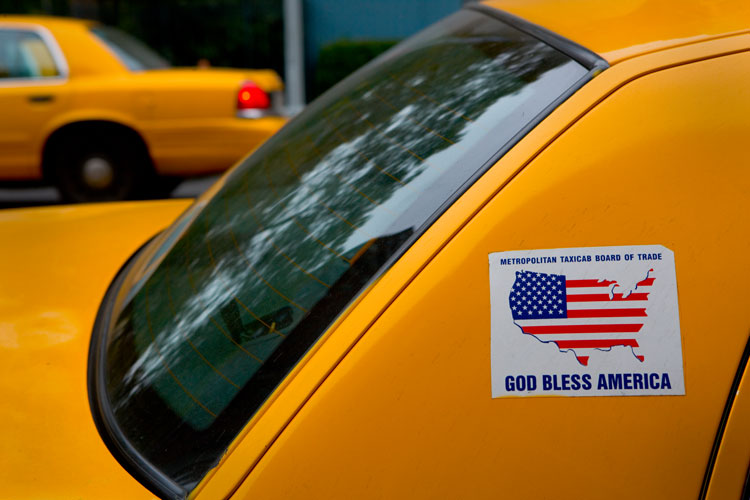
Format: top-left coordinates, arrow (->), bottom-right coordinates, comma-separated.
509,270 -> 567,320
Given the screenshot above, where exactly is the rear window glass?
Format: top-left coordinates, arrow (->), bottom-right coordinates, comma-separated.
90,26 -> 170,71
97,8 -> 590,495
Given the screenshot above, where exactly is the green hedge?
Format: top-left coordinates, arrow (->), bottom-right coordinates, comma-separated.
0,0 -> 284,74
314,39 -> 397,98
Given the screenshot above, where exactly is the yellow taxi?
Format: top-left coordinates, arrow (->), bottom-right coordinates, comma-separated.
1,1 -> 749,498
0,15 -> 285,201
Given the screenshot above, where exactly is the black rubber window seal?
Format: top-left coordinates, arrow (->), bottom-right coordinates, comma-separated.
466,3 -> 608,72
87,236 -> 187,500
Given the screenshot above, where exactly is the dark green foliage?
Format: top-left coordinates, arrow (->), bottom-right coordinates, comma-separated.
1,0 -> 284,75
105,0 -> 283,73
313,39 -> 397,98
0,0 -> 68,15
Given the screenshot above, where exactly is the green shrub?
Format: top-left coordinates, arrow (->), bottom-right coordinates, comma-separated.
314,39 -> 397,98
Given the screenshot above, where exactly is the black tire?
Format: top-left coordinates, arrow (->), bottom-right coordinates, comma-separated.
50,130 -> 151,203
145,175 -> 184,198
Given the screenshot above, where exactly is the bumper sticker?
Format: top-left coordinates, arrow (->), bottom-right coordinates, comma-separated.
489,245 -> 684,397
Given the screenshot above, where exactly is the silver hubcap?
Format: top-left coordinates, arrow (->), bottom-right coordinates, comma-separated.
81,156 -> 114,189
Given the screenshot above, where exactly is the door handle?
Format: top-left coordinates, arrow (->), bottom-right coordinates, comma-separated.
28,94 -> 55,103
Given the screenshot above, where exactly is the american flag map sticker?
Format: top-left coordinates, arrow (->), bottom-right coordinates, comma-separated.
489,245 -> 684,398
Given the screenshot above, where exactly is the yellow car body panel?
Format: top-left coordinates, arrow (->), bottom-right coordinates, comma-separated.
0,199 -> 190,499
706,363 -> 750,500
196,27 -> 750,500
485,0 -> 750,63
0,15 -> 284,180
225,40 -> 750,499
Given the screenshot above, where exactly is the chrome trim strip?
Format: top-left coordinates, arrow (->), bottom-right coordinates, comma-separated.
236,108 -> 285,119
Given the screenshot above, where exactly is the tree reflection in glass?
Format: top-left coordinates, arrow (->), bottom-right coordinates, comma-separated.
101,8 -> 589,492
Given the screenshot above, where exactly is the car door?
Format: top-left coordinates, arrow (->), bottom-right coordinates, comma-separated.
0,25 -> 70,179
229,43 -> 750,499
703,339 -> 750,499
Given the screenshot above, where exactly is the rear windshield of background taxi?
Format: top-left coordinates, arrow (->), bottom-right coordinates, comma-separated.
96,7 -> 594,496
90,25 -> 169,71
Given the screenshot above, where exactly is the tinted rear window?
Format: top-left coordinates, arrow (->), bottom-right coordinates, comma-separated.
96,8 -> 591,496
90,26 -> 170,71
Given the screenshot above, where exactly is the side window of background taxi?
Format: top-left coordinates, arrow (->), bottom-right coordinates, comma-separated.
0,29 -> 59,79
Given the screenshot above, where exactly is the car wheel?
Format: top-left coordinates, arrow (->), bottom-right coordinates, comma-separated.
51,133 -> 149,203
147,175 -> 183,198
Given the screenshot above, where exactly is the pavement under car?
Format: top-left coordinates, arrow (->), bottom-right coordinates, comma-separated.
0,175 -> 220,209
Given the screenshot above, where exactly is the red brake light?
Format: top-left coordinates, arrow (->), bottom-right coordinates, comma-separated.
237,81 -> 270,110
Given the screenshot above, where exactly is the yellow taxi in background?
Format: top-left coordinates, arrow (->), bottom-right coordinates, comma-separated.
0,0 -> 749,499
0,15 -> 285,201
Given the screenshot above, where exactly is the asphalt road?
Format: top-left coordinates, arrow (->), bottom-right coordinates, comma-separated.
0,175 -> 220,210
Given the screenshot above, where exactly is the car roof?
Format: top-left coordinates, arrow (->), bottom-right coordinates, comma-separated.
483,0 -> 750,63
0,14 -> 96,30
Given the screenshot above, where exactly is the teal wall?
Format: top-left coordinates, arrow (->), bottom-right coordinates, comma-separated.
303,0 -> 463,93
304,0 -> 463,45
